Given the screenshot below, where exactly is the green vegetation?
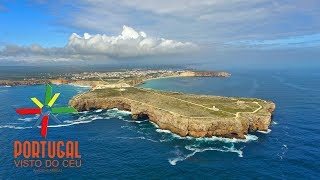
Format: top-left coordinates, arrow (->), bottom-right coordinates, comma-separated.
78,87 -> 269,118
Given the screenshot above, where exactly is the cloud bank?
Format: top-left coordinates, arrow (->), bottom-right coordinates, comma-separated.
45,0 -> 320,42
0,25 -> 197,62
226,34 -> 320,49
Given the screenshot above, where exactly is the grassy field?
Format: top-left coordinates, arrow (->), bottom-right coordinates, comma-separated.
78,87 -> 268,118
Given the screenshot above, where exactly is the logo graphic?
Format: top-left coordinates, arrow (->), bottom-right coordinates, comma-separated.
16,84 -> 77,138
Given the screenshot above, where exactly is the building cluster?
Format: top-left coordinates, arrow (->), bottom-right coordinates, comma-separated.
68,70 -> 175,80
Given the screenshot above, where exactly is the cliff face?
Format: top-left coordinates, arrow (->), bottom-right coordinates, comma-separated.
69,92 -> 275,139
180,71 -> 231,77
49,79 -> 69,85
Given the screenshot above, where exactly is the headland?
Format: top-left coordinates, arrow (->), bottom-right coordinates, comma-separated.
69,87 -> 275,139
1,69 -> 275,139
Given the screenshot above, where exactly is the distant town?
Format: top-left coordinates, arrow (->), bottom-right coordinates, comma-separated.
67,70 -> 176,81
0,69 -> 231,87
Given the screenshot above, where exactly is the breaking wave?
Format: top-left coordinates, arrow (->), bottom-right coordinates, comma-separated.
49,108 -> 131,128
153,124 -> 258,143
1,108 -> 131,129
78,111 -> 89,114
257,129 -> 272,134
95,109 -> 103,113
49,115 -> 105,128
123,119 -> 148,123
156,129 -> 172,133
168,144 -> 244,165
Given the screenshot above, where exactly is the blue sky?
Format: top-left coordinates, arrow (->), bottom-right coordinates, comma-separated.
0,1 -> 73,47
0,0 -> 320,65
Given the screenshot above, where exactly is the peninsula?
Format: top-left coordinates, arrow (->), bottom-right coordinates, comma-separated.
69,87 -> 275,139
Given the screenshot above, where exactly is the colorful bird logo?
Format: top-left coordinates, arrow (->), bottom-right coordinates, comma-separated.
16,84 -> 77,138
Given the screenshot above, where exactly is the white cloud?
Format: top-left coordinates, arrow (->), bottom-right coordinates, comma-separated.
0,25 -> 197,62
51,0 -> 320,42
67,25 -> 197,57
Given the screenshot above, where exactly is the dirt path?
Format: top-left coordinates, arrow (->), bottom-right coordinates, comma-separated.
138,88 -> 236,116
235,102 -> 262,118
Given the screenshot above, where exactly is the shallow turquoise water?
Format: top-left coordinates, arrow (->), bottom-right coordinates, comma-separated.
0,68 -> 319,179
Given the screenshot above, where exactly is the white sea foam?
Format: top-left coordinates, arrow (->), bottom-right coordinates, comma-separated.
156,129 -> 172,134
169,145 -> 244,165
192,134 -> 258,143
48,108 -> 130,128
78,111 -> 89,114
121,125 -> 130,129
50,114 -> 105,127
91,116 -> 104,121
43,108 -> 131,128
4,85 -> 11,87
160,138 -> 173,142
0,125 -> 32,129
95,109 -> 103,113
117,136 -> 158,142
18,115 -> 40,122
123,119 -> 148,123
150,121 -> 159,128
154,126 -> 258,143
257,129 -> 272,134
48,119 -> 93,128
103,108 -> 131,117
111,108 -> 132,115
277,144 -> 288,160
272,121 -> 278,125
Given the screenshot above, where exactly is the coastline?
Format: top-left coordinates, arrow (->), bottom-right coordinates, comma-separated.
0,70 -> 231,88
2,70 -> 275,139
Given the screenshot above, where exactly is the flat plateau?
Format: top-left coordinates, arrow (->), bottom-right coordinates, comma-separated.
69,87 -> 275,139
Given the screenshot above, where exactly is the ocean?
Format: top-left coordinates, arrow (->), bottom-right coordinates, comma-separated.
0,68 -> 319,179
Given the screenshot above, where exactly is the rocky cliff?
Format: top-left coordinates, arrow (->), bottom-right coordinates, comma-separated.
179,71 -> 231,77
69,88 -> 275,139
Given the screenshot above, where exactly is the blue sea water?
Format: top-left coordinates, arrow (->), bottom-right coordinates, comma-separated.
0,68 -> 319,179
